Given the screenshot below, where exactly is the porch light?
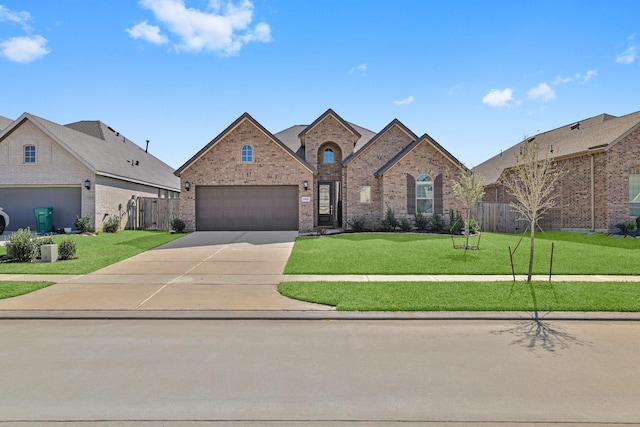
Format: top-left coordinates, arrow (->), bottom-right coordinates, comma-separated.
185,181 -> 191,191
303,180 -> 309,191
84,179 -> 91,190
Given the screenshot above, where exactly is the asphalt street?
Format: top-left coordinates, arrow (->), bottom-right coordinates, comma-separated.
1,318 -> 639,426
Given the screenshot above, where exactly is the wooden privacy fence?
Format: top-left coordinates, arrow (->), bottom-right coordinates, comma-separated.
475,202 -> 527,233
136,197 -> 180,230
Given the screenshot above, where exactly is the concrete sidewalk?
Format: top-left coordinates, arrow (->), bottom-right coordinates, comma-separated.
1,230 -> 639,319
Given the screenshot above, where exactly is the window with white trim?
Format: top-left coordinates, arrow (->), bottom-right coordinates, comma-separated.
24,145 -> 36,163
416,174 -> 434,214
630,175 -> 640,216
241,145 -> 253,162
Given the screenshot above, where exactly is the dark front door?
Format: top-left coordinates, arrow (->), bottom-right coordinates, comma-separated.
318,181 -> 333,226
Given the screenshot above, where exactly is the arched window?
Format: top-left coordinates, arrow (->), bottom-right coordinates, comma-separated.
241,145 -> 253,163
416,174 -> 434,214
24,145 -> 36,163
323,148 -> 334,164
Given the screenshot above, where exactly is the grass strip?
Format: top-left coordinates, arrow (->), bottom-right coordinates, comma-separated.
0,281 -> 55,299
0,230 -> 185,274
284,232 -> 640,275
278,281 -> 640,312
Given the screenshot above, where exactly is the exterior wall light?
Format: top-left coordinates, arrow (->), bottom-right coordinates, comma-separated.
84,179 -> 91,190
303,180 -> 309,191
185,181 -> 191,191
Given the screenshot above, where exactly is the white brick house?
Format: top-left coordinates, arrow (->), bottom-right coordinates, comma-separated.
0,112 -> 179,232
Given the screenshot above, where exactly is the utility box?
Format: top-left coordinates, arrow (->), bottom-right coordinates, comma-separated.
34,207 -> 54,233
40,244 -> 58,263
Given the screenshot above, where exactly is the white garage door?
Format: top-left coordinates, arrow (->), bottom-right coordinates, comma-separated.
196,186 -> 299,231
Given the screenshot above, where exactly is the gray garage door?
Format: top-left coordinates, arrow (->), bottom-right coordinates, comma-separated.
196,186 -> 299,231
0,187 -> 81,232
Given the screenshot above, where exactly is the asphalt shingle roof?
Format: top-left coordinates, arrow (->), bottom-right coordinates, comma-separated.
474,111 -> 640,185
2,113 -> 179,191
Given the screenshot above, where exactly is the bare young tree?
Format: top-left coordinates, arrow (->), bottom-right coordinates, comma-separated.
453,168 -> 485,249
500,139 -> 564,282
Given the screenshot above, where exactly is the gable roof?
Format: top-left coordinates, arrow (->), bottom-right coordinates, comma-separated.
343,119 -> 418,166
0,113 -> 179,191
375,132 -> 466,177
298,109 -> 362,143
0,116 -> 12,131
274,121 -> 376,161
175,112 -> 315,176
475,110 -> 640,186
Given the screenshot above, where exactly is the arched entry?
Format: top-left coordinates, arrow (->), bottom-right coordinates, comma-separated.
317,142 -> 343,228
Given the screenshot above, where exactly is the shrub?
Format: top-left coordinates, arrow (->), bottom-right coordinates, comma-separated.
380,207 -> 399,231
449,209 -> 464,234
615,221 -> 636,234
413,209 -> 430,231
58,238 -> 77,260
347,216 -> 368,232
429,214 -> 447,234
103,216 -> 121,233
399,217 -> 412,232
466,219 -> 480,234
75,215 -> 93,233
34,236 -> 55,258
637,216 -> 640,231
8,228 -> 36,262
171,218 -> 186,233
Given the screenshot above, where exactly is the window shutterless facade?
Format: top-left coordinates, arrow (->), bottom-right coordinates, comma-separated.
24,145 -> 36,163
323,148 -> 334,163
241,145 -> 253,162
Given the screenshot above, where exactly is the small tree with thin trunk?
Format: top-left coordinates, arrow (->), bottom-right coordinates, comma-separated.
500,139 -> 564,282
452,168 -> 485,249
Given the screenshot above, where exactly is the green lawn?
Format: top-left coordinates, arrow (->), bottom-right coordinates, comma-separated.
0,230 -> 185,275
281,232 -> 640,311
279,281 -> 640,311
283,232 -> 640,275
0,281 -> 55,299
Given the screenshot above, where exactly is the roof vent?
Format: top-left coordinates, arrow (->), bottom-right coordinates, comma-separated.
570,122 -> 580,130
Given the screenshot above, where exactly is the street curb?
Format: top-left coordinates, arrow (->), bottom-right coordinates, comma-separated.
1,310 -> 639,321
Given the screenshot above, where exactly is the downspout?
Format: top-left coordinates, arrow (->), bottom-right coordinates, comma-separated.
590,154 -> 595,231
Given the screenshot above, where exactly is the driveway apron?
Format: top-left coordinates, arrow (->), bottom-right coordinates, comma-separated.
0,231 -> 331,311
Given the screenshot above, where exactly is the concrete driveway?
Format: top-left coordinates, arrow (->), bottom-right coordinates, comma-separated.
0,231 -> 331,312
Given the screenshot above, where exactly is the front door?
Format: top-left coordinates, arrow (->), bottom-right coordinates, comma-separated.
318,181 -> 333,226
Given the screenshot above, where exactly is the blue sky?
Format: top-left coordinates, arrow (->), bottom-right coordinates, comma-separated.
1,0 -> 639,169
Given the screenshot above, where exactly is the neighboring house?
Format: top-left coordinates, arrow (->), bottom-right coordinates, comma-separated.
0,112 -> 179,232
175,109 -> 466,232
474,111 -> 640,232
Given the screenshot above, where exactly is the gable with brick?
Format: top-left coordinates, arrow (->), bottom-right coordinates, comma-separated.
177,109 -> 466,232
475,111 -> 640,232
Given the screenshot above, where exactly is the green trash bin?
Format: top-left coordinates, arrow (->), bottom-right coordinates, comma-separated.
34,207 -> 54,233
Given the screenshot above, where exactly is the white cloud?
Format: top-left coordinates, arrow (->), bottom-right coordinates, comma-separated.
131,0 -> 272,55
527,83 -> 556,101
0,5 -> 31,30
0,35 -> 49,63
349,63 -> 367,73
127,21 -> 168,44
616,46 -> 636,64
481,88 -> 514,107
552,75 -> 573,85
616,34 -> 637,64
394,95 -> 414,105
576,70 -> 598,83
